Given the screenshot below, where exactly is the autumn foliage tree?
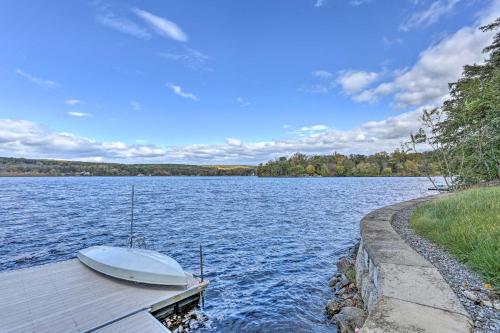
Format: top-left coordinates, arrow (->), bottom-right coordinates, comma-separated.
256,150 -> 438,177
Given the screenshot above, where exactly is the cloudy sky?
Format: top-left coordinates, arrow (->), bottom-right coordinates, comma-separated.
0,0 -> 499,164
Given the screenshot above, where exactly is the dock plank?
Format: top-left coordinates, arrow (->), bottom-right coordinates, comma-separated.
95,310 -> 171,333
0,259 -> 207,333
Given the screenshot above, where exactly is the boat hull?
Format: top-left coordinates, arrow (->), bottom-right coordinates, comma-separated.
78,246 -> 188,286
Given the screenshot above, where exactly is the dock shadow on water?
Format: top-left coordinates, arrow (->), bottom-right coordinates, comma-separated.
0,176 -> 432,332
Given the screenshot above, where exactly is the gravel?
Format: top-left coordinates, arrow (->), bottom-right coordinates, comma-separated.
391,205 -> 500,333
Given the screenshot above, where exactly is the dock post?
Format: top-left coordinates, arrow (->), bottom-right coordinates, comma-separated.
129,185 -> 135,248
199,244 -> 204,282
200,244 -> 205,308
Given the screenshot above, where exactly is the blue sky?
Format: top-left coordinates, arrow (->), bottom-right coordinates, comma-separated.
0,0 -> 499,164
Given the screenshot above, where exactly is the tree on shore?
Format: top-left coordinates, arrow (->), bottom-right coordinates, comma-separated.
256,150 -> 439,177
408,17 -> 500,187
305,164 -> 316,175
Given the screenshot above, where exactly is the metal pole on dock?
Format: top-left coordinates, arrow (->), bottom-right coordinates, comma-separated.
200,244 -> 205,308
129,185 -> 135,248
199,244 -> 204,282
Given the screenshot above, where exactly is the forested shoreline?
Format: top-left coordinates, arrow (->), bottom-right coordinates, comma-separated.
0,157 -> 256,177
0,151 -> 441,178
256,150 -> 439,177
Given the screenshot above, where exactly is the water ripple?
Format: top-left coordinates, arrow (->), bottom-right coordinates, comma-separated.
0,176 -> 432,332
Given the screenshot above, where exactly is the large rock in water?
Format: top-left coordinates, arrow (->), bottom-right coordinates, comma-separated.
325,299 -> 342,317
333,307 -> 367,333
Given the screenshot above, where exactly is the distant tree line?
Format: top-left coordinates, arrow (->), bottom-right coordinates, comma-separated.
256,150 -> 440,177
0,157 -> 256,177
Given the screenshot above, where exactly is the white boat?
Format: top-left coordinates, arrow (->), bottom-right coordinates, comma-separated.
428,184 -> 450,191
77,245 -> 189,286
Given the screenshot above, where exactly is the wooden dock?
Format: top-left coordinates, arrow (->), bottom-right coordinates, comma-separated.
0,259 -> 208,333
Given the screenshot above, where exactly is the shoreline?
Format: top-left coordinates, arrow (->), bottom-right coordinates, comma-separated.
391,203 -> 500,332
325,243 -> 367,332
325,194 -> 499,332
0,174 -> 434,178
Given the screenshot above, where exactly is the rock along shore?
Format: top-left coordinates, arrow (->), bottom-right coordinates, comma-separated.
326,195 -> 485,333
325,243 -> 367,333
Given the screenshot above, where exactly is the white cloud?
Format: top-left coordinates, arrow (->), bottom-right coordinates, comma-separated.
163,110 -> 423,162
393,26 -> 493,108
298,124 -> 329,132
65,99 -> 85,105
288,124 -> 330,137
315,0 -> 326,8
227,138 -> 242,146
237,97 -> 251,106
404,27 -> 490,108
0,110 -> 424,163
352,3 -> 499,108
312,70 -> 333,79
306,82 -> 336,93
166,83 -> 198,101
283,124 -> 291,129
400,0 -> 460,32
314,0 -> 373,8
159,46 -> 209,70
96,12 -> 151,39
305,70 -> 337,93
350,0 -> 372,6
382,36 -> 403,46
67,111 -> 92,118
0,119 -> 165,161
133,8 -> 187,42
336,70 -> 379,95
352,82 -> 394,103
307,68 -> 384,96
15,69 -> 59,88
131,100 -> 141,110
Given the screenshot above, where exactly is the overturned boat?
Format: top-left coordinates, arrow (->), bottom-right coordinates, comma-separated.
78,245 -> 189,286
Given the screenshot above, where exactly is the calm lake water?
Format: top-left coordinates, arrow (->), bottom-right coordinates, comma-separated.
0,176 -> 433,332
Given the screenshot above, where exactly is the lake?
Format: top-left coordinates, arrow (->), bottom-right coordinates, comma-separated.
0,176 -> 433,332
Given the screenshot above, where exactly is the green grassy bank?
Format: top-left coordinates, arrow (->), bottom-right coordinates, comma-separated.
411,186 -> 500,290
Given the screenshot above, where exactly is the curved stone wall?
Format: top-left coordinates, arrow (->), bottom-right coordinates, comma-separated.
356,195 -> 472,333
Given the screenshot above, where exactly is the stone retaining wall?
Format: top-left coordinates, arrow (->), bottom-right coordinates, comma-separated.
355,195 -> 472,333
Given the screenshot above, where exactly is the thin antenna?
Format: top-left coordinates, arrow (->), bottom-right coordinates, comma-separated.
129,185 -> 135,248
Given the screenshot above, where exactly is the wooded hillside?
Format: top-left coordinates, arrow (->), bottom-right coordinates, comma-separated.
0,157 -> 256,176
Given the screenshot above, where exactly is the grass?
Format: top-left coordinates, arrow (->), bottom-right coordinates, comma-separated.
411,186 -> 500,291
344,265 -> 356,282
